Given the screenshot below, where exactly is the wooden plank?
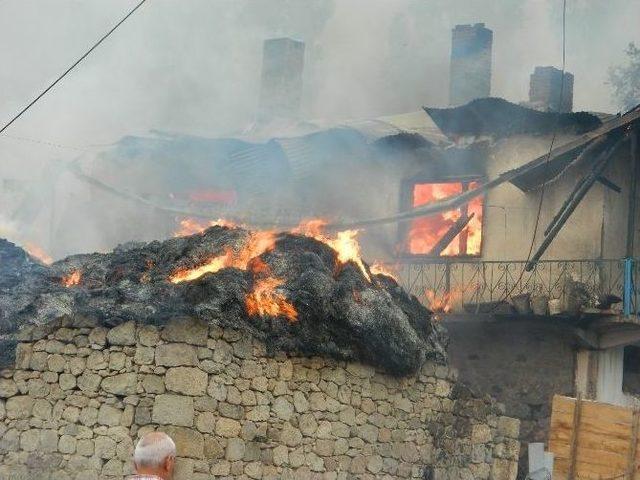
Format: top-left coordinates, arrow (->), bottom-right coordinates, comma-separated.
627,409 -> 640,479
567,394 -> 582,479
550,395 -> 640,480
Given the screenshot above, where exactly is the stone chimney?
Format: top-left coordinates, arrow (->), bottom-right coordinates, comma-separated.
258,37 -> 305,119
528,66 -> 574,112
449,23 -> 493,106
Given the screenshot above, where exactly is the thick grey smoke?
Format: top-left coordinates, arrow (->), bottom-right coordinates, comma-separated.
0,0 -> 638,257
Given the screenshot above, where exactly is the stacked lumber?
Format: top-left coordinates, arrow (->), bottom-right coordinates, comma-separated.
549,395 -> 640,479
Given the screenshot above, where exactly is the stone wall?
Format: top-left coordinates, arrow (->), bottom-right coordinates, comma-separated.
445,319 -> 575,477
0,316 -> 520,480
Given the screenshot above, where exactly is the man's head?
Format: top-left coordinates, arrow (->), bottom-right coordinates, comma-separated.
133,432 -> 176,479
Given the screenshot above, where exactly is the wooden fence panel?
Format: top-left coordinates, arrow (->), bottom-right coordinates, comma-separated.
549,395 -> 640,479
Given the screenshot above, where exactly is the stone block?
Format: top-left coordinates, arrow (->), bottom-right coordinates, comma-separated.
216,417 -> 241,437
0,379 -> 18,398
152,394 -> 194,427
95,435 -> 117,459
106,321 -> 136,346
6,395 -> 34,419
161,317 -> 208,346
138,324 -> 160,346
102,373 -> 138,396
165,367 -> 207,396
490,458 -> 518,480
497,416 -> 520,439
156,343 -> 198,367
159,426 -> 204,458
225,437 -> 245,461
98,404 -> 123,426
142,374 -> 165,394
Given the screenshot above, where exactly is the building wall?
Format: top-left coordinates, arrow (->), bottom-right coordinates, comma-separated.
444,319 -> 576,475
482,134 -> 613,261
0,316 -> 520,480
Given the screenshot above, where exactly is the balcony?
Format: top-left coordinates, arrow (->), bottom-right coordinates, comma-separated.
394,258 -> 639,318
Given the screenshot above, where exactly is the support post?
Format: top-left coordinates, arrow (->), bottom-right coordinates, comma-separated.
624,257 -> 634,316
626,132 -> 638,257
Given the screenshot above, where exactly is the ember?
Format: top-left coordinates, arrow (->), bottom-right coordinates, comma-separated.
174,217 -> 237,237
370,261 -> 398,281
246,276 -> 298,322
426,288 -> 461,313
170,230 -> 276,283
62,270 -> 82,287
293,219 -> 370,280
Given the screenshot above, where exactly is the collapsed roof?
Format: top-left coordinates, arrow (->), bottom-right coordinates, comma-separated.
424,97 -> 603,139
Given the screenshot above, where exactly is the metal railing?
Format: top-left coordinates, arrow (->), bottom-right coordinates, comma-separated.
393,258 -> 634,315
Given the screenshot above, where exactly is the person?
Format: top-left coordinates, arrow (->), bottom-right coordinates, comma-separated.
127,431 -> 176,480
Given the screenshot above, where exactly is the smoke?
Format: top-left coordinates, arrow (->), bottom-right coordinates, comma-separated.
0,0 -> 639,258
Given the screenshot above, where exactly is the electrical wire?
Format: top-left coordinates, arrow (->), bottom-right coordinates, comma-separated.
0,0 -> 148,136
490,0 -> 569,309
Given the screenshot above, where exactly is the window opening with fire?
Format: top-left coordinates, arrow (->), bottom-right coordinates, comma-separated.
403,180 -> 484,257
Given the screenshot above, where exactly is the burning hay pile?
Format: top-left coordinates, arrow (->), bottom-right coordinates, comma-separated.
0,222 -> 446,375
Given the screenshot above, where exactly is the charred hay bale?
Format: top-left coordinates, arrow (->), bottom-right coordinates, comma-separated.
0,227 -> 447,375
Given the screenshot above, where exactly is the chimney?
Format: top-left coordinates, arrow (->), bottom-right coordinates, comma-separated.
258,37 -> 305,119
449,23 -> 493,106
528,66 -> 574,112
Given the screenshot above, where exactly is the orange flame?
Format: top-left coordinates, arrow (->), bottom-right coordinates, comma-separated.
409,182 -> 483,256
425,288 -> 461,314
62,270 -> 82,287
246,276 -> 298,322
25,242 -> 53,265
370,262 -> 398,281
169,231 -> 276,283
174,218 -> 237,237
293,219 -> 370,281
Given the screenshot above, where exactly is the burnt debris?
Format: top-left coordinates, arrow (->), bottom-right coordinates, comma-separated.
0,227 -> 447,375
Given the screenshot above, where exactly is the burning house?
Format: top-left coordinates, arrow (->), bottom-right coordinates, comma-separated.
4,79 -> 640,478
27,95 -> 638,477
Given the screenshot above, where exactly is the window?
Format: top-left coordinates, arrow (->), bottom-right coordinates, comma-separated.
402,179 -> 484,257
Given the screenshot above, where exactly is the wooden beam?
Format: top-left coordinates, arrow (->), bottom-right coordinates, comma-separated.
526,138 -> 625,271
428,212 -> 475,256
596,176 -> 622,193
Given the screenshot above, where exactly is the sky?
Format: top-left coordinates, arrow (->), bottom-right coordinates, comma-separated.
0,0 -> 638,171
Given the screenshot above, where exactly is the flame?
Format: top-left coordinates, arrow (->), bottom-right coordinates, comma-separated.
174,218 -> 237,237
425,288 -> 462,314
246,276 -> 298,322
169,230 -> 276,283
408,182 -> 483,256
293,219 -> 370,281
370,262 -> 398,281
62,270 -> 82,287
24,242 -> 53,265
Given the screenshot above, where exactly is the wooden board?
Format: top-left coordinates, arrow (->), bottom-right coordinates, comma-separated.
549,395 -> 640,479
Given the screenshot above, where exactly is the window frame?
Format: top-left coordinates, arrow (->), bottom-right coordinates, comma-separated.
397,174 -> 486,260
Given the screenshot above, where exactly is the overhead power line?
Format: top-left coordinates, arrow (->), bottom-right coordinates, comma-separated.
490,0 -> 569,309
0,0 -> 148,136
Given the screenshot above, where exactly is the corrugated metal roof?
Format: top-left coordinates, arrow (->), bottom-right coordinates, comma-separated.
509,108 -> 640,191
274,136 -> 318,182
